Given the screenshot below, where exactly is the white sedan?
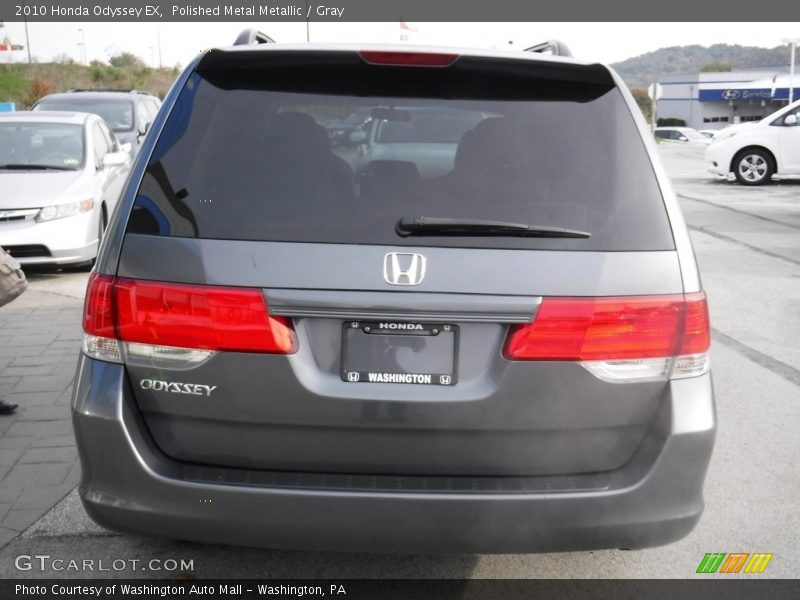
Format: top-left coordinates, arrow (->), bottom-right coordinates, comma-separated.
706,99 -> 800,185
654,126 -> 712,145
0,111 -> 131,267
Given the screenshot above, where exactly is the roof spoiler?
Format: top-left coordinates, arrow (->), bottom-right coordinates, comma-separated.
524,40 -> 573,58
233,29 -> 276,46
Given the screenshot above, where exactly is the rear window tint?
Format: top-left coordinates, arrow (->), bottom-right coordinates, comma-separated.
127,54 -> 674,251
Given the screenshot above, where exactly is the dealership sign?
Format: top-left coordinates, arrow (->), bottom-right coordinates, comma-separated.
699,88 -> 795,101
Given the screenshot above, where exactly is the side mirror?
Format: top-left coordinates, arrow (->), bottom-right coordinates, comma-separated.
349,130 -> 368,144
102,151 -> 129,168
138,121 -> 151,137
785,114 -> 798,127
678,135 -> 688,142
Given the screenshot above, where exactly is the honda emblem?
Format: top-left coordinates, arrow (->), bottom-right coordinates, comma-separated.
383,253 -> 426,286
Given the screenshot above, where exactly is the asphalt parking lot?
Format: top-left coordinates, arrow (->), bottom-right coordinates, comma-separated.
0,143 -> 798,579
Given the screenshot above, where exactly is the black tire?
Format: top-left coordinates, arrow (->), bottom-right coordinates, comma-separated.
733,148 -> 775,186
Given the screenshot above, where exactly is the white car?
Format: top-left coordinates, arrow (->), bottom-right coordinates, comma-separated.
654,126 -> 712,145
0,111 -> 130,267
706,99 -> 800,185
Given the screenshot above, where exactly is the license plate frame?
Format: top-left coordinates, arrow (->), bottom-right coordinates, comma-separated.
341,321 -> 458,386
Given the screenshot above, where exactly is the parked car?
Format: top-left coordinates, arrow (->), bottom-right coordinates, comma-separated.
325,107 -> 373,147
654,126 -> 712,145
0,111 -> 130,267
33,89 -> 161,157
73,38 -> 713,554
350,106 -> 488,179
706,99 -> 800,185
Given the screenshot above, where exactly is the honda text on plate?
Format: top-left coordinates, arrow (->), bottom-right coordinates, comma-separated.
72,36 -> 715,553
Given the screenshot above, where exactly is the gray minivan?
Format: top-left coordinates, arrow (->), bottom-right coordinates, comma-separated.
72,39 -> 714,553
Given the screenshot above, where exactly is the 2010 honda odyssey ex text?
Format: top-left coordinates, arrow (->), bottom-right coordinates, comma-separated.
72,36 -> 715,553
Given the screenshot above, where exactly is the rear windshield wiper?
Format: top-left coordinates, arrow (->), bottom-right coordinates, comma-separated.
396,217 -> 591,239
0,164 -> 73,171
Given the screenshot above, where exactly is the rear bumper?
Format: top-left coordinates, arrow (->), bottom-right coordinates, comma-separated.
72,356 -> 716,553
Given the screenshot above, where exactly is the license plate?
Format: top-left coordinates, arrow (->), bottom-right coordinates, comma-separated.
341,321 -> 457,386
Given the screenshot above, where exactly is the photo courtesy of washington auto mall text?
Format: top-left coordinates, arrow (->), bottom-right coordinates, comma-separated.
0,0 -> 799,598
15,583 -> 347,597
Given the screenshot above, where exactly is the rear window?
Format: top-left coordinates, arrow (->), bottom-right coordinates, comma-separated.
127,53 -> 674,251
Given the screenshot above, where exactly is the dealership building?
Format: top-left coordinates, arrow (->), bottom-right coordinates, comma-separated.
656,67 -> 798,130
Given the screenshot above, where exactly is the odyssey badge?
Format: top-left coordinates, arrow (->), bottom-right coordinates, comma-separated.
140,379 -> 218,397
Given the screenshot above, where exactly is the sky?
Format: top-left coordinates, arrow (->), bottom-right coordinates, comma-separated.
0,21 -> 798,67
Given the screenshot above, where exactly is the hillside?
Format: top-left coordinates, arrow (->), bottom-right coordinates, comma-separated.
0,57 -> 179,109
611,43 -> 798,89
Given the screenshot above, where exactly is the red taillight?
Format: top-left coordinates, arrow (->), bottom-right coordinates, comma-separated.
504,293 -> 710,361
358,51 -> 458,67
679,292 -> 711,354
83,274 -> 296,354
83,274 -> 115,338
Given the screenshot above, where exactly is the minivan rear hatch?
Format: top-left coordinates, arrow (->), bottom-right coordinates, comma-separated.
113,47 -> 684,478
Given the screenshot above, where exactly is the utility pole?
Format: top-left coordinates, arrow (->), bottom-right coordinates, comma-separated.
23,15 -> 31,63
156,24 -> 162,68
783,38 -> 799,104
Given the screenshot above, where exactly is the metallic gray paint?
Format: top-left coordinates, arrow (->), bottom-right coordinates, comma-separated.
127,343 -> 665,475
118,235 -> 685,296
608,67 -> 702,293
72,357 -> 715,553
74,46 -> 716,552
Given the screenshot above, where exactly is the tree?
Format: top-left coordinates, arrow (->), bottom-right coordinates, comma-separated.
630,87 -> 653,122
24,78 -> 54,108
109,52 -> 146,70
701,62 -> 732,72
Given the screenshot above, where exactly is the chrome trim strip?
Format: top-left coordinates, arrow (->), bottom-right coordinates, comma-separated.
267,289 -> 539,323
